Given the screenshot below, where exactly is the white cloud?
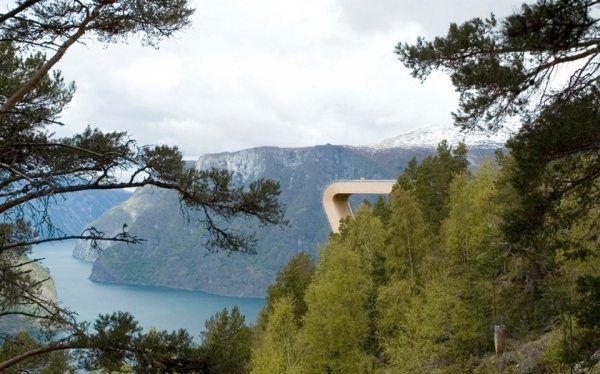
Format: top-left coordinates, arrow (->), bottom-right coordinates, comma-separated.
53,0 -> 523,159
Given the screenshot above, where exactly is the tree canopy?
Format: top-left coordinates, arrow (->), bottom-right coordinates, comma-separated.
396,0 -> 600,133
397,0 -> 600,252
0,0 -> 194,118
251,1 -> 600,372
385,0 -> 600,370
0,0 -> 286,371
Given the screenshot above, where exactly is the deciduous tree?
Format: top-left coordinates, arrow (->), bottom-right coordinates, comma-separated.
396,0 -> 600,347
300,239 -> 371,373
263,252 -> 315,328
250,296 -> 303,374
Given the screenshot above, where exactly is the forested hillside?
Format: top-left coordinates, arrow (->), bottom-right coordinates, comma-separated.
80,144 -> 417,296
248,0 -> 600,371
250,143 -> 600,373
78,141 -> 498,297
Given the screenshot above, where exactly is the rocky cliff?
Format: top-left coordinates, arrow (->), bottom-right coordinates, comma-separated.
85,144 -> 408,296
72,186 -> 163,261
0,258 -> 59,335
74,126 -> 508,296
80,134 -> 501,297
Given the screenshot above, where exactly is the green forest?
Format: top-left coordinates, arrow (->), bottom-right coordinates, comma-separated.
247,0 -> 600,371
3,0 -> 600,372
251,142 -> 600,373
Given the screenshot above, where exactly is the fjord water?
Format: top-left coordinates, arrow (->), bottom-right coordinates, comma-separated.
31,242 -> 265,338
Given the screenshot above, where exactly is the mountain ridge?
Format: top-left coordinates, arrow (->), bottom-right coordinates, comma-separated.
76,124 -> 514,297
364,123 -> 518,150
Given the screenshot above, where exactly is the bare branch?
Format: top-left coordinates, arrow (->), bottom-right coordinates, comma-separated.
0,233 -> 144,251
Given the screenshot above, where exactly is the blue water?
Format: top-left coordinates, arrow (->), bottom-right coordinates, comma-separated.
30,242 -> 265,339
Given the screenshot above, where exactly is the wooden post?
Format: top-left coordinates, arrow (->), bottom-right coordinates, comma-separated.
494,325 -> 506,357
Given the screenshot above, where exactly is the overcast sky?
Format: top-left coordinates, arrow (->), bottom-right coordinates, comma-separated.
53,0 -> 523,160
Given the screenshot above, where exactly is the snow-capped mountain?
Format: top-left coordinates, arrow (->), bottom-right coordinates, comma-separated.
368,123 -> 520,150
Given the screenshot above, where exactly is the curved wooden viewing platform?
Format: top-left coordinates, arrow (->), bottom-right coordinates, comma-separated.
322,179 -> 396,233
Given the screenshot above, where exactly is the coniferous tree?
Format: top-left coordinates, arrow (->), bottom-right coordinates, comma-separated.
396,2 -> 600,341
437,163 -> 503,362
200,306 -> 253,374
0,331 -> 72,374
413,141 -> 469,234
394,6 -> 600,368
0,0 -> 286,370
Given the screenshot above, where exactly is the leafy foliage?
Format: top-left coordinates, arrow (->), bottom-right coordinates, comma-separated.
388,2 -> 600,369
250,296 -> 303,374
300,238 -> 371,373
251,1 -> 600,372
263,252 -> 315,326
397,141 -> 469,235
248,141 -> 600,373
0,0 -> 286,370
0,331 -> 72,373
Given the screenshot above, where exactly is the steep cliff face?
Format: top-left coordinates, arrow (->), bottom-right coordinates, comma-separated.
81,139 -> 491,296
73,186 -> 165,261
86,144 -> 410,297
82,125 -> 509,297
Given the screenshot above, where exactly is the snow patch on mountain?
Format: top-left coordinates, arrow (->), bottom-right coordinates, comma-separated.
367,123 -> 520,150
193,124 -> 518,184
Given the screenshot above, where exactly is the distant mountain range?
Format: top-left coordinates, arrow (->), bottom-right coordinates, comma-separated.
72,124 -> 513,297
365,123 -> 518,150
